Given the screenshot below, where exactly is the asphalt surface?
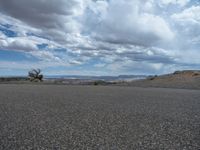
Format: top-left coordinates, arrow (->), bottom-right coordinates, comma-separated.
0,84 -> 200,150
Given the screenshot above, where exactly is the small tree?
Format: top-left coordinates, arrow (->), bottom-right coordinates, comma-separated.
28,69 -> 43,82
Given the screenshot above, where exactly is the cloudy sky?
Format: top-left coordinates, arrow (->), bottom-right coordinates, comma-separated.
0,0 -> 200,76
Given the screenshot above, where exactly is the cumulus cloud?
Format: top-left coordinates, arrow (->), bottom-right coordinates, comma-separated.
172,6 -> 200,27
159,0 -> 190,7
86,0 -> 174,47
171,5 -> 200,61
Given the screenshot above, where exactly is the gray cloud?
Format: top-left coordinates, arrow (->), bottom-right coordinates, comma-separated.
0,0 -> 81,29
0,0 -> 85,45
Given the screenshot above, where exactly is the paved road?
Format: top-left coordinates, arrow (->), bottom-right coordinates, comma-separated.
0,84 -> 200,149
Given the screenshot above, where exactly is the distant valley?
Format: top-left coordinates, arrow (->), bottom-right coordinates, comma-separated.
45,75 -> 147,81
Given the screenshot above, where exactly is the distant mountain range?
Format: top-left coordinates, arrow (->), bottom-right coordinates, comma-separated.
45,75 -> 147,81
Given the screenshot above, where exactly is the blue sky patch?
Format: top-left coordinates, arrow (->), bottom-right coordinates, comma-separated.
0,50 -> 38,62
0,27 -> 17,37
37,43 -> 48,49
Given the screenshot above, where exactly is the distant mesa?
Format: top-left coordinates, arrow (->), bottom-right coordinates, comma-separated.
173,70 -> 200,77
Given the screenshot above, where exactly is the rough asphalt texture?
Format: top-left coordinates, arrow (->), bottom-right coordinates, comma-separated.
0,84 -> 199,150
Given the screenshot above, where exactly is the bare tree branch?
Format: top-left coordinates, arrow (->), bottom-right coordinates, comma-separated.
28,69 -> 43,82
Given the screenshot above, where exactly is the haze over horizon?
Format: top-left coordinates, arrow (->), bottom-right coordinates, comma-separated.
0,0 -> 200,76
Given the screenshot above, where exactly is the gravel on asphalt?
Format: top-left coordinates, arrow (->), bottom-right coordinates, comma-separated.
0,84 -> 200,149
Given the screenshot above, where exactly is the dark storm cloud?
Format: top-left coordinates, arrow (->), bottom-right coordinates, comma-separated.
0,0 -> 80,29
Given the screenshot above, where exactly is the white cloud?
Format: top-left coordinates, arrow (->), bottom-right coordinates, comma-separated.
0,36 -> 38,51
171,6 -> 200,49
172,6 -> 200,23
88,0 -> 174,47
29,51 -> 61,62
159,0 -> 190,7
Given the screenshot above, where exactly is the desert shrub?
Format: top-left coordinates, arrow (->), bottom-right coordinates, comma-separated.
147,75 -> 157,80
173,71 -> 181,75
192,72 -> 200,76
28,69 -> 43,82
94,80 -> 107,85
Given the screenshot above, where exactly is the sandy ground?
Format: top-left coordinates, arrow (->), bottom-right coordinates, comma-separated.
0,84 -> 200,149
